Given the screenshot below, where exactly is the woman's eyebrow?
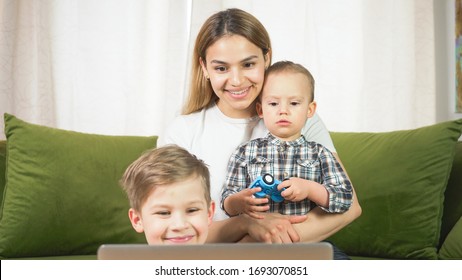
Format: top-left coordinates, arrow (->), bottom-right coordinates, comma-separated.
209,59 -> 228,65
241,55 -> 259,62
210,55 -> 259,65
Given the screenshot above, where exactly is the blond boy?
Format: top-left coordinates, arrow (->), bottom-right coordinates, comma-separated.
121,144 -> 215,244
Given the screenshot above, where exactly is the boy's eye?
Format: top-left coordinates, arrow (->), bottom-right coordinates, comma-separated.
155,211 -> 170,216
291,102 -> 300,106
268,102 -> 278,107
187,208 -> 200,214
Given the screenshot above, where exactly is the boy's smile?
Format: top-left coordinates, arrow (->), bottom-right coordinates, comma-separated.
163,235 -> 195,244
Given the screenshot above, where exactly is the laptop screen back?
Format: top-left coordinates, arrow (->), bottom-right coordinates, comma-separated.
97,242 -> 333,260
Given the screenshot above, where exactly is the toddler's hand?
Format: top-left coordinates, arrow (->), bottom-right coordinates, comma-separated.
278,178 -> 310,202
233,188 -> 270,219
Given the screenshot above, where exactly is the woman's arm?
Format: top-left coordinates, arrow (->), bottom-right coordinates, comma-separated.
235,188 -> 361,243
293,152 -> 362,242
206,213 -> 308,243
293,187 -> 361,242
206,216 -> 249,243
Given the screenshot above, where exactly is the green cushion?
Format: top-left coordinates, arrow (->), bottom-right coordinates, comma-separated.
438,142 -> 462,260
439,142 -> 462,246
0,113 -> 157,258
329,119 -> 462,259
438,217 -> 462,259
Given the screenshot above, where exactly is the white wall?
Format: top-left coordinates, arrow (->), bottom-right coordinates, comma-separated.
1,1 -> 460,139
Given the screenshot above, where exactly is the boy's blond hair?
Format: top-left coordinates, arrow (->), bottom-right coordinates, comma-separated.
121,145 -> 211,212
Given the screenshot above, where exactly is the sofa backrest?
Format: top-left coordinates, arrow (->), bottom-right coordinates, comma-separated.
0,140 -> 5,204
328,119 -> 462,260
1,139 -> 461,259
1,141 -> 461,220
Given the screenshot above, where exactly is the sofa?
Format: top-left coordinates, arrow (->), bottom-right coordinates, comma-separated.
1,113 -> 461,260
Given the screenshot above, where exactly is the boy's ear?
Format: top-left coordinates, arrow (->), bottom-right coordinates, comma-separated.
307,101 -> 317,118
256,101 -> 264,118
128,208 -> 144,233
208,201 -> 216,226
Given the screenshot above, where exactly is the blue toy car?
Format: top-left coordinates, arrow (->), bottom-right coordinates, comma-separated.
249,173 -> 285,203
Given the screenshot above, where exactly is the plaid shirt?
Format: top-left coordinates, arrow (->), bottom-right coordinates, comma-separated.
221,133 -> 353,216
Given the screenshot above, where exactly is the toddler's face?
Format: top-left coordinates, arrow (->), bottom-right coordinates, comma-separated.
258,72 -> 315,141
129,175 -> 214,245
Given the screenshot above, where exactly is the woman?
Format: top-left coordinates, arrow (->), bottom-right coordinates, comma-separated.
160,8 -> 361,253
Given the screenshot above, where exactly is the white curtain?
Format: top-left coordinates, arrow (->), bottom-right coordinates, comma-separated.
0,0 -> 437,140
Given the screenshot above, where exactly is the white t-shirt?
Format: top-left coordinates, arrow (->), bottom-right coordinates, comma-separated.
159,103 -> 335,221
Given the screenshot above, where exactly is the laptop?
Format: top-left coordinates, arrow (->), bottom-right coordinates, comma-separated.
97,242 -> 333,260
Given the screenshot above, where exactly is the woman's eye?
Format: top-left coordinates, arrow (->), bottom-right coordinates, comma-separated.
215,66 -> 227,72
243,62 -> 255,68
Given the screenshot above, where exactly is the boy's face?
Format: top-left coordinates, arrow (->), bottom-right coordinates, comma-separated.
257,72 -> 316,141
128,175 -> 215,245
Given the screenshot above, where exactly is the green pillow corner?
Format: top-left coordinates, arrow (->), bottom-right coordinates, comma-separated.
439,141 -> 462,247
438,141 -> 462,259
329,119 -> 462,259
438,216 -> 462,259
0,113 -> 158,258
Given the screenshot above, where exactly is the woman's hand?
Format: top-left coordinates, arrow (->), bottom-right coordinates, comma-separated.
245,213 -> 307,243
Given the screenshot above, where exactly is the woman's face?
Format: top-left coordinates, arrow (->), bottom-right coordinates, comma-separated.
201,35 -> 270,119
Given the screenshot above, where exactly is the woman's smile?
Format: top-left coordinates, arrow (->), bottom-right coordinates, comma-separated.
227,87 -> 249,95
225,85 -> 253,98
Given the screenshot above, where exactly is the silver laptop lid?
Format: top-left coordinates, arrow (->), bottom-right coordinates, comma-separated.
97,242 -> 333,260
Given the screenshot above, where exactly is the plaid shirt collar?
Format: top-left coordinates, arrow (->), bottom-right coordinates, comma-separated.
266,133 -> 307,147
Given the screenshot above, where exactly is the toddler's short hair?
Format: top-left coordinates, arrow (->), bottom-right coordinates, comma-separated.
265,60 -> 315,102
